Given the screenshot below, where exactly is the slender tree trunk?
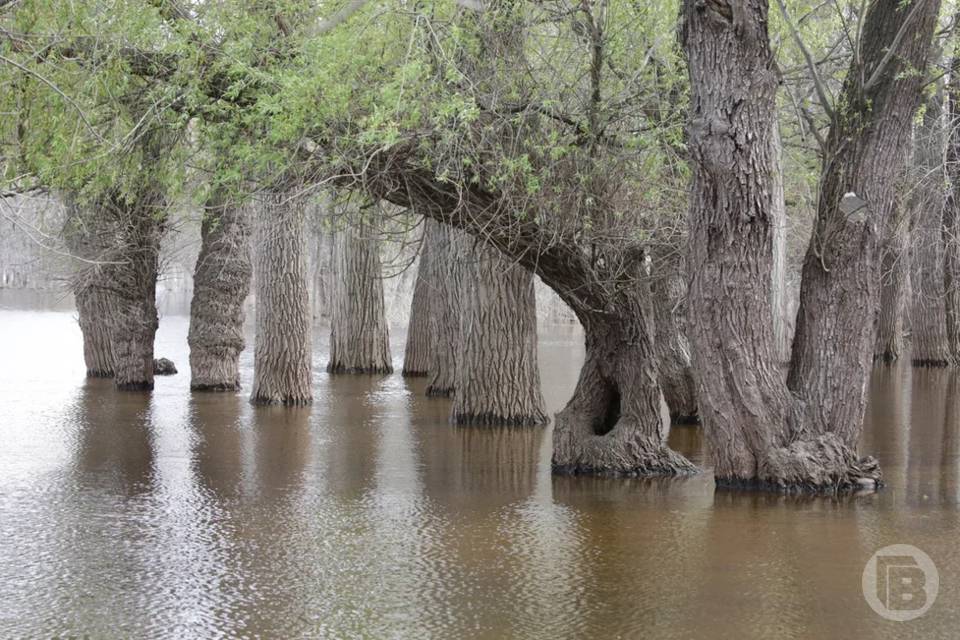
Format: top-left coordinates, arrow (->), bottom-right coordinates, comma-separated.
425,223 -> 462,397
188,196 -> 253,390
945,45 -> 960,365
451,240 -> 547,426
911,98 -> 951,367
74,275 -> 116,377
770,122 -> 791,362
402,220 -> 435,377
327,225 -> 393,374
648,266 -> 698,423
874,206 -> 911,363
250,194 -> 312,405
788,0 -> 940,449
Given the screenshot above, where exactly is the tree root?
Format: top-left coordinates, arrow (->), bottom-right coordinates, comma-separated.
552,419 -> 698,477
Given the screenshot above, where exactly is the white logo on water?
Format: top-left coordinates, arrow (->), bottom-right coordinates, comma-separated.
862,544 -> 938,621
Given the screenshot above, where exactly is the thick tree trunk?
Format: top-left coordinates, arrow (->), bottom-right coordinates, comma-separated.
250,194 -> 313,405
770,122 -> 791,362
648,268 -> 698,423
945,47 -> 960,365
681,0 -> 937,492
401,221 -> 434,377
874,208 -> 910,363
188,196 -> 253,390
451,241 -> 547,426
788,0 -> 940,449
911,99 -> 951,367
553,305 -> 696,476
74,276 -> 116,377
327,225 -> 393,374
425,223 -> 462,397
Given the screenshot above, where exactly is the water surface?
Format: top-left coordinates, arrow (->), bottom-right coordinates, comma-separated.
1,309 -> 958,639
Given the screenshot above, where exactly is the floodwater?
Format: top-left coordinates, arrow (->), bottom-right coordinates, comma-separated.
1,306 -> 959,639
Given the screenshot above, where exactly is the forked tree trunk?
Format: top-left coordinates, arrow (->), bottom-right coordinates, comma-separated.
425,223 -> 462,397
74,275 -> 116,377
188,196 -> 253,390
451,241 -> 547,426
682,0 -> 937,491
250,194 -> 312,405
402,221 -> 434,377
327,226 -> 393,374
552,304 -> 696,476
874,208 -> 910,363
648,269 -> 698,423
910,98 -> 951,367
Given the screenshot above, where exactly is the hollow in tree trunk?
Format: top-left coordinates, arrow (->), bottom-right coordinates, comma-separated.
250,194 -> 313,405
402,220 -> 434,377
188,195 -> 253,390
451,240 -> 547,426
327,225 -> 393,374
425,223 -> 462,397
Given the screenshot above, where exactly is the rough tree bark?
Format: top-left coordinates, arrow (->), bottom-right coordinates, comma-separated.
451,239 -> 547,426
874,205 -> 911,363
425,223 -> 462,397
188,195 -> 253,390
250,194 -> 313,405
401,220 -> 434,377
327,224 -> 393,374
770,122 -> 791,362
682,0 -> 938,491
910,97 -> 952,367
647,259 -> 698,423
945,44 -> 960,365
788,0 -> 940,448
74,273 -> 116,377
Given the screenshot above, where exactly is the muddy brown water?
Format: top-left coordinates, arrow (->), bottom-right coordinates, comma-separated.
1,307 -> 959,639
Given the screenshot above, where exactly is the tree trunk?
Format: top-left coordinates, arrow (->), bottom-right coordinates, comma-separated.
945,44 -> 960,365
552,304 -> 696,476
770,122 -> 791,363
74,275 -> 116,377
327,225 -> 393,374
911,97 -> 951,367
874,206 -> 910,363
648,267 -> 698,423
451,240 -> 547,426
188,196 -> 253,390
425,223 -> 462,397
681,0 -> 937,491
250,194 -> 312,405
788,0 -> 940,449
402,220 -> 435,377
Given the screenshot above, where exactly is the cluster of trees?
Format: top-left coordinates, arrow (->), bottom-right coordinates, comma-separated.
2,0 -> 959,493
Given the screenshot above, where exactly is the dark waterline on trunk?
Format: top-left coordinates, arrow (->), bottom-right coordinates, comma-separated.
1,303 -> 960,638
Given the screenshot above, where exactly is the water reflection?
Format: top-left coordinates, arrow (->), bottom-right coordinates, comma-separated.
3,312 -> 960,638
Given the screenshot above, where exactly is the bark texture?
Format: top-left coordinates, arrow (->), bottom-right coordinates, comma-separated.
425,223 -> 462,397
681,0 -> 937,492
874,206 -> 910,363
451,240 -> 547,426
648,265 -> 698,423
788,0 -> 940,447
74,275 -> 116,378
770,122 -> 791,362
250,194 -> 313,405
327,225 -> 393,374
401,221 -> 434,377
945,46 -> 960,365
910,98 -> 952,367
188,196 -> 253,390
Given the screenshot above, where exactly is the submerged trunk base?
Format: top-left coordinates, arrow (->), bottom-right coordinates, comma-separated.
326,363 -> 394,375
451,410 -> 547,428
192,382 -> 241,392
913,357 -> 951,368
552,422 -> 697,477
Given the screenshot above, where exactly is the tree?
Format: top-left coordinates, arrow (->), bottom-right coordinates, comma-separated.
683,0 -> 940,491
188,191 -> 253,390
425,223 -> 462,398
451,238 -> 547,426
327,221 -> 393,374
250,192 -> 313,405
401,220 -> 434,377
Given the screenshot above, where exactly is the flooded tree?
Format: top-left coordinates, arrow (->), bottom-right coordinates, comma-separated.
188,193 -> 253,390
425,224 -> 462,398
327,224 -> 393,374
250,193 -> 313,405
683,0 -> 940,491
874,209 -> 911,364
401,221 -> 435,377
451,241 -> 547,426
945,42 -> 960,366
